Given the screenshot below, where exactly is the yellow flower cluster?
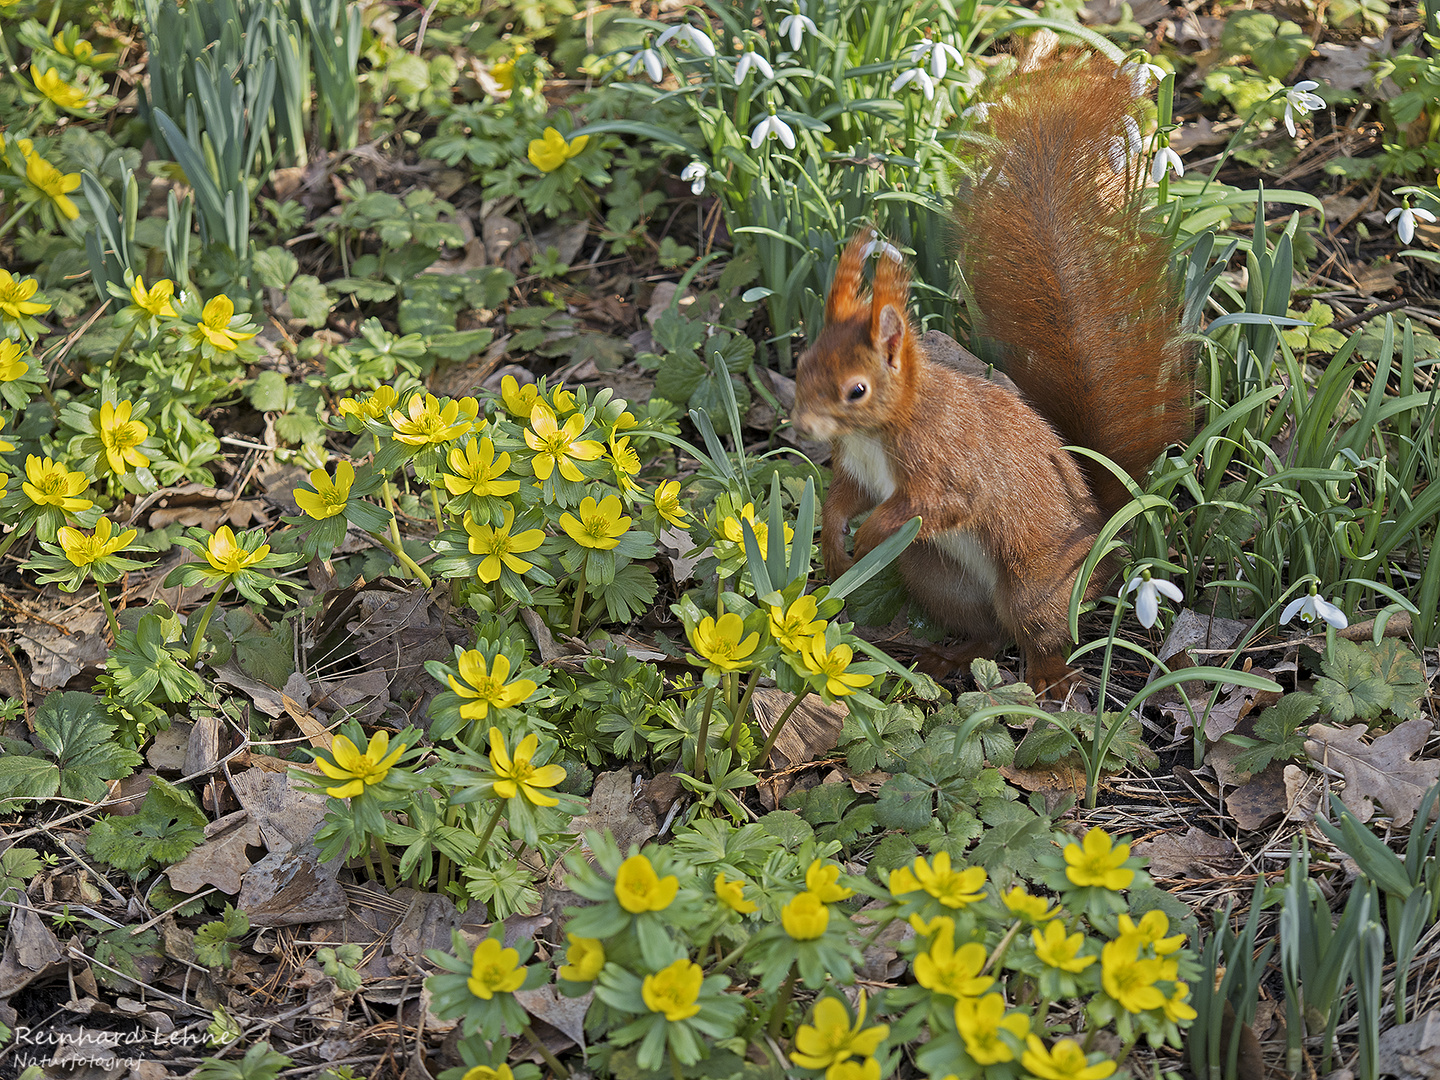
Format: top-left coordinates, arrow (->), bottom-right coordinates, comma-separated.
780,860 -> 853,941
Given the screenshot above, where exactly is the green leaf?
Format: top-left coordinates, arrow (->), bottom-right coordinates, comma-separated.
1315,637 -> 1391,722
194,904 -> 249,968
1220,11 -> 1314,78
287,275 -> 331,327
248,371 -> 290,413
33,691 -> 143,801
86,777 -> 207,874
1230,692 -> 1321,775
0,753 -> 59,806
253,246 -> 298,288
756,810 -> 813,850
875,773 -> 934,830
1368,639 -> 1428,722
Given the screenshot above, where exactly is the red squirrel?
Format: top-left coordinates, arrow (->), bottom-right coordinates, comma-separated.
791,56 -> 1194,696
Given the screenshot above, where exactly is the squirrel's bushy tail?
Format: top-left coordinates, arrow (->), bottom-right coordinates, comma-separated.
955,54 -> 1193,518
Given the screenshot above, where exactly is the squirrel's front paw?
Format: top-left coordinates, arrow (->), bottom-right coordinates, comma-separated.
824,551 -> 854,579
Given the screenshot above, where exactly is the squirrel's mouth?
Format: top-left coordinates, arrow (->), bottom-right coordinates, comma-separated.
790,410 -> 836,440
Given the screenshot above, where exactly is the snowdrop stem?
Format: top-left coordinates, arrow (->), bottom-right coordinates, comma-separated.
1084,593 -> 1129,809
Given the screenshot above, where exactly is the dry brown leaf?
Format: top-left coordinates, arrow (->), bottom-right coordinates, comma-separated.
1225,761 -> 1289,832
571,769 -> 656,852
1284,763 -> 1322,823
165,814 -> 263,895
1132,827 -> 1240,878
1377,1009 -> 1440,1080
1304,719 -> 1440,826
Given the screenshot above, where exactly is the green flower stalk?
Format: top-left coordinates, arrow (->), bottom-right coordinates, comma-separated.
163,526 -> 302,661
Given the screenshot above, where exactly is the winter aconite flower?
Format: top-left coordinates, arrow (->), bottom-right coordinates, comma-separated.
1116,911 -> 1186,955
686,612 -> 761,673
1063,828 -> 1134,890
444,437 -> 519,499
1101,938 -> 1166,1013
0,271 -> 50,321
1283,80 -> 1325,137
750,111 -> 796,150
337,384 -> 399,421
97,401 -> 150,475
461,1067 -> 513,1080
196,295 -> 258,351
790,993 -> 889,1071
466,938 -> 526,1000
1033,920 -> 1097,973
614,854 -> 679,914
294,460 -> 354,520
642,958 -> 704,1021
806,859 -> 854,903
714,873 -> 757,914
525,406 -> 604,482
1125,569 -> 1183,628
891,851 -> 986,908
32,67 -> 88,110
653,480 -> 690,530
0,339 -> 28,381
1163,982 -> 1198,1023
560,494 -> 631,550
25,155 -> 81,220
204,526 -> 270,574
914,929 -> 993,999
487,727 -> 566,806
527,127 -> 589,173
558,935 -> 604,982
955,994 -> 1030,1065
390,393 -> 477,446
449,653 -> 537,720
1281,583 -> 1348,629
1002,885 -> 1059,922
802,638 -> 873,697
1388,205 -> 1436,245
58,517 -> 138,568
22,456 -> 92,511
769,595 -> 826,653
781,891 -> 830,940
464,507 -> 545,582
720,502 -> 792,551
1022,1037 -> 1117,1080
316,730 -> 407,799
129,276 -> 178,319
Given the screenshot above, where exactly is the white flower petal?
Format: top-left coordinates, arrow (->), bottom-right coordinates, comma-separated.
1284,102 -> 1297,137
1294,79 -> 1319,92
775,117 -> 796,148
1386,206 -> 1405,223
1280,595 -> 1307,624
1135,581 -> 1159,628
1125,574 -> 1144,596
1414,208 -> 1437,223
1398,208 -> 1416,245
1314,597 -> 1348,629
644,50 -> 664,82
1154,578 -> 1185,603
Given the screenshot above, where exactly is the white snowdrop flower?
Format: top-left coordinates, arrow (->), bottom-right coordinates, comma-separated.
862,238 -> 903,263
733,50 -> 774,84
680,162 -> 708,195
750,112 -> 796,149
1150,145 -> 1184,182
1122,60 -> 1167,93
1125,570 -> 1184,629
890,66 -> 936,100
1281,587 -> 1348,629
627,46 -> 664,83
1283,80 -> 1325,137
657,23 -> 716,57
961,100 -> 992,122
1386,205 -> 1436,245
778,5 -> 817,51
909,39 -> 964,79
1108,114 -> 1143,173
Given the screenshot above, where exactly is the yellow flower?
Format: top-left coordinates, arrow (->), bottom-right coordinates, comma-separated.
1063,828 -> 1134,891
294,460 -> 354,521
1002,885 -> 1058,922
315,729 -> 407,799
781,890 -> 830,940
202,525 -> 270,574
1100,938 -> 1166,1013
559,494 -> 631,550
557,934 -> 604,982
0,338 -> 30,382
721,502 -> 792,551
449,652 -> 537,720
464,507 -> 545,583
802,638 -> 873,697
129,276 -> 178,319
527,126 -> 589,172
955,993 -> 1030,1065
608,435 -> 640,491
444,437 -> 519,499
500,374 -> 541,419
466,937 -> 526,1000
337,384 -> 399,420
770,595 -> 827,653
1162,981 -> 1197,1023
896,851 -> 985,908
461,1066 -> 514,1080
826,1061 -> 880,1080
390,393 -> 477,446
614,854 -> 679,914
686,611 -> 760,672
490,55 -> 518,92
914,926 -> 993,999
57,517 -> 137,568
196,295 -> 257,351
714,872 -> 757,914
25,155 -> 81,220
22,456 -> 91,512
0,414 -> 14,453
487,726 -> 567,806
1032,920 -> 1096,973
32,67 -> 88,110
525,405 -> 604,482
0,270 -> 50,321
97,400 -> 150,475
1022,1037 -> 1117,1080
641,958 -> 704,1022
1116,911 -> 1186,955
652,480 -> 689,529
790,992 -> 889,1070
806,859 -> 854,903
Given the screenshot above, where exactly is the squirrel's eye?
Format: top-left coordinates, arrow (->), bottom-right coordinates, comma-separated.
846,382 -> 867,402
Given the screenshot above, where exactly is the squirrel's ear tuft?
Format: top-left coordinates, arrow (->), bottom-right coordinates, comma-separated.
825,228 -> 873,323
871,245 -> 911,364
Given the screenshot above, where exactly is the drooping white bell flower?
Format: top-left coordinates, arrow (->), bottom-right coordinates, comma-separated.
733,50 -> 774,84
680,162 -> 708,195
890,66 -> 936,100
656,23 -> 716,57
1386,205 -> 1436,245
750,112 -> 796,150
1125,569 -> 1184,629
1283,80 -> 1325,137
777,5 -> 817,51
627,45 -> 664,83
1150,146 -> 1184,182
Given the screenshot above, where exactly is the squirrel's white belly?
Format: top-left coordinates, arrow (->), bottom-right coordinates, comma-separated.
932,528 -> 1001,600
838,432 -> 896,501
